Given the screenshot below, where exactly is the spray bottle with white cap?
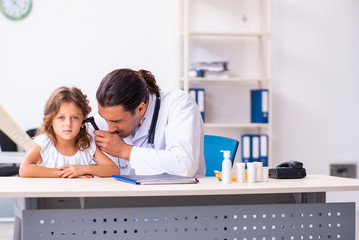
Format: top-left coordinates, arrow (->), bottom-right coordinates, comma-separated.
221,150 -> 232,184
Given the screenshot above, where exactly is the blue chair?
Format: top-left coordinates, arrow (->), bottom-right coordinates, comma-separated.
204,135 -> 239,176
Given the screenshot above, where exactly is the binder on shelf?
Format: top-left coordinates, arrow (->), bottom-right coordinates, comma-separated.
189,89 -> 196,101
250,89 -> 269,123
241,134 -> 269,166
251,135 -> 260,162
241,135 -> 252,164
259,134 -> 268,167
189,88 -> 205,122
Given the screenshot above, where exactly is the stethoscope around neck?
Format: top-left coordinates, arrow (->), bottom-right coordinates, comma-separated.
117,93 -> 160,169
83,93 -> 161,169
147,93 -> 161,148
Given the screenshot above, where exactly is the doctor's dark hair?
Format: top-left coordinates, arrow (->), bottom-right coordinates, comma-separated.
37,86 -> 92,150
96,68 -> 160,114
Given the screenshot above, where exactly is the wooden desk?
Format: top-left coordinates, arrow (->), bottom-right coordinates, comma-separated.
1,174 -> 359,198
0,175 -> 358,240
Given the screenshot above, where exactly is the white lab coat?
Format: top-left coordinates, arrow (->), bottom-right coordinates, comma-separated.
92,89 -> 206,177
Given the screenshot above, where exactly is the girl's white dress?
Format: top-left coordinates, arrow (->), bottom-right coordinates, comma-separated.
34,134 -> 96,168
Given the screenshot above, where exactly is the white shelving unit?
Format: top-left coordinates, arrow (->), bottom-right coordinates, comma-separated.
178,0 -> 272,165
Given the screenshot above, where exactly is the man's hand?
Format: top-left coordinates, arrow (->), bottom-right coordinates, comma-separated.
94,130 -> 133,160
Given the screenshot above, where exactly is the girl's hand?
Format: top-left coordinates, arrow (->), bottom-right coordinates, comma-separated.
78,174 -> 94,178
57,165 -> 88,178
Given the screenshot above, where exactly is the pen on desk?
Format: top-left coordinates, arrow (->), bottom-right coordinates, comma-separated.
112,175 -> 139,184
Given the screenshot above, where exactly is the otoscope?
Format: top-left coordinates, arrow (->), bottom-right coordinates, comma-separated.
82,116 -> 99,130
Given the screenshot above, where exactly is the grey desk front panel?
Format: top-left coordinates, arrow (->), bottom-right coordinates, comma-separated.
22,202 -> 354,240
31,192 -> 326,210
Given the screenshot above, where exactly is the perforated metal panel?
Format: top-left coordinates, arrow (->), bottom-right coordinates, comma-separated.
22,202 -> 354,240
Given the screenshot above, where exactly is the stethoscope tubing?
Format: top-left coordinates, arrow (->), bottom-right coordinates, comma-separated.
147,93 -> 161,147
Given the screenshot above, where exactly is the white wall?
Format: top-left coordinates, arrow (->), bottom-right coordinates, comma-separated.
272,0 -> 359,173
0,0 -> 178,132
272,0 -> 359,205
1,0 -> 359,191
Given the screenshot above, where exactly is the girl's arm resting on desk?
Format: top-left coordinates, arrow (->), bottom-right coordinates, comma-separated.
57,147 -> 120,178
19,144 -> 59,178
20,145 -> 120,178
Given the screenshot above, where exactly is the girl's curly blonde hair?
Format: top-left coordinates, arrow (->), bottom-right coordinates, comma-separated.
36,86 -> 91,150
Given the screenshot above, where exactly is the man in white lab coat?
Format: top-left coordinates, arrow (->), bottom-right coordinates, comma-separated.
92,68 -> 205,177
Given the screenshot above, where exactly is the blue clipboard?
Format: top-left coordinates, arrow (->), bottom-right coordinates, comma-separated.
112,173 -> 199,185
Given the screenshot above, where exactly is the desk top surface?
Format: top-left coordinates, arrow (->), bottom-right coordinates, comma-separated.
1,175 -> 359,198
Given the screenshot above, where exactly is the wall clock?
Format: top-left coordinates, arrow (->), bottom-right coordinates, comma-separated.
0,0 -> 32,20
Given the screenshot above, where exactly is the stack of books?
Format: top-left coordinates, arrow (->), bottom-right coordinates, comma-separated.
189,61 -> 229,78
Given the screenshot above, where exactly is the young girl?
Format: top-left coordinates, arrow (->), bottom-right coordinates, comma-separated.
20,86 -> 120,178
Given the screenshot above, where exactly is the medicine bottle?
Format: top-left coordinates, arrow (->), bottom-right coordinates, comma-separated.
221,150 -> 232,184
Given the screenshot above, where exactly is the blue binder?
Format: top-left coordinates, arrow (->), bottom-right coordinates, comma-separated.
241,134 -> 269,166
241,134 -> 252,163
259,134 -> 268,166
189,88 -> 205,122
251,135 -> 260,162
251,89 -> 269,123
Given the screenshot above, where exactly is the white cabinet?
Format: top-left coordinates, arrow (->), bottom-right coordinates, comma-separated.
178,0 -> 272,165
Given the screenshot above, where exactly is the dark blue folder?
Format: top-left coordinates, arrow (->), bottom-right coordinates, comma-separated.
251,89 -> 269,123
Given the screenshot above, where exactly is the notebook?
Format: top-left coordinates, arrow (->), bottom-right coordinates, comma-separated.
112,173 -> 199,185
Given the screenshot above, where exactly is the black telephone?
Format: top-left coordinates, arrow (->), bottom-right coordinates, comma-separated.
277,161 -> 303,169
269,161 -> 306,179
